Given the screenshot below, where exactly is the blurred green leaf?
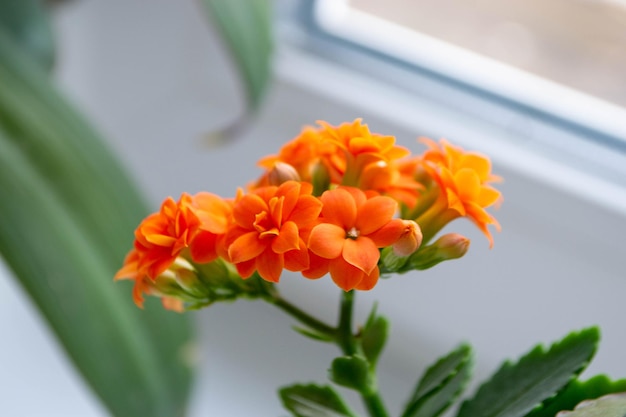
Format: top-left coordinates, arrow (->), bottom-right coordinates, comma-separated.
457,327 -> 600,417
0,0 -> 55,70
526,375 -> 626,417
0,28 -> 193,417
200,0 -> 273,135
554,393 -> 626,417
292,325 -> 335,343
280,384 -> 357,417
360,313 -> 389,368
402,344 -> 473,417
330,355 -> 372,393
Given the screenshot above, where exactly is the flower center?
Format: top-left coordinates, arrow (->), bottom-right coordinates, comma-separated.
346,227 -> 360,240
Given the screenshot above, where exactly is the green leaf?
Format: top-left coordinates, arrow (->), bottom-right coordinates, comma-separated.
360,313 -> 389,368
0,28 -> 193,417
200,0 -> 273,111
0,0 -> 55,70
280,384 -> 357,417
526,375 -> 626,417
330,355 -> 372,393
555,393 -> 626,417
457,327 -> 600,417
292,325 -> 336,343
402,344 -> 473,417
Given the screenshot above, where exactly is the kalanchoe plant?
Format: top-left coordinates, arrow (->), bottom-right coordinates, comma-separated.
116,119 -> 626,417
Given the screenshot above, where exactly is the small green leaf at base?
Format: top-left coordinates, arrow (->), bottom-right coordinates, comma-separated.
457,327 -> 600,417
402,344 -> 473,417
360,313 -> 389,368
526,375 -> 626,417
555,393 -> 626,417
330,355 -> 372,393
280,384 -> 357,417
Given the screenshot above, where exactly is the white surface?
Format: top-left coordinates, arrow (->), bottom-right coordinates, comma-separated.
1,0 -> 625,416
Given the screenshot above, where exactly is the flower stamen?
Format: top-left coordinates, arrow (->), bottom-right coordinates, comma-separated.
346,227 -> 360,239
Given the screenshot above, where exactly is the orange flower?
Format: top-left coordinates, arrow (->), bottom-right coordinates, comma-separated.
417,138 -> 502,246
255,120 -> 422,206
256,126 -> 341,186
114,249 -> 185,312
226,181 -> 323,283
115,192 -> 232,281
305,187 -> 408,291
189,192 -> 233,263
317,120 -> 422,204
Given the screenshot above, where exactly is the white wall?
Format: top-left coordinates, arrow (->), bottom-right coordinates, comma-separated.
1,0 -> 625,416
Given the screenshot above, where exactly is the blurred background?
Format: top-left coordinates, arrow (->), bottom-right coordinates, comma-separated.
353,0 -> 626,108
1,0 -> 625,416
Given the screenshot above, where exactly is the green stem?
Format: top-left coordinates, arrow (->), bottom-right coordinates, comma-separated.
267,287 -> 389,417
362,391 -> 389,417
336,291 -> 389,417
268,293 -> 336,338
338,290 -> 357,355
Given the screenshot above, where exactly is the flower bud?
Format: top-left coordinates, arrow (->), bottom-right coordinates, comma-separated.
407,233 -> 470,271
149,257 -> 204,312
311,161 -> 331,196
155,257 -> 203,295
267,162 -> 301,185
433,233 -> 470,259
392,220 -> 423,256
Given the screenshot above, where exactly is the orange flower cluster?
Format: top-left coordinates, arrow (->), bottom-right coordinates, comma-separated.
116,119 -> 502,310
415,138 -> 502,246
256,119 -> 422,207
114,192 -> 232,308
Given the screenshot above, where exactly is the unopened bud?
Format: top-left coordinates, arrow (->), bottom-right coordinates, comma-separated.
267,162 -> 300,185
407,233 -> 470,270
392,220 -> 423,256
433,233 -> 470,259
164,257 -> 202,293
311,161 -> 331,196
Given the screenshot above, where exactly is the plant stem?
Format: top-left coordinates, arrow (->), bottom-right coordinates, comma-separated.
268,287 -> 390,417
268,293 -> 336,338
338,290 -> 357,355
337,290 -> 389,417
362,391 -> 389,417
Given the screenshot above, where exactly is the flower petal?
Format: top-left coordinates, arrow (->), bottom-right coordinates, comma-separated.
228,231 -> 266,263
354,267 -> 379,291
308,223 -> 345,259
284,240 -> 310,272
368,218 -> 405,247
288,194 -> 323,226
329,258 -> 365,291
233,194 -> 267,228
477,185 -> 502,208
192,192 -> 231,233
272,221 -> 300,254
355,196 -> 397,235
459,153 -> 491,180
235,259 -> 257,279
320,188 -> 356,228
256,249 -> 284,283
189,230 -> 218,263
147,255 -> 177,279
276,181 -> 300,219
454,168 -> 481,202
302,252 -> 330,279
342,237 -> 379,275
